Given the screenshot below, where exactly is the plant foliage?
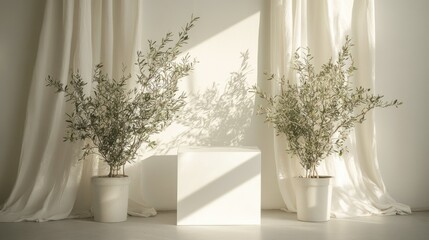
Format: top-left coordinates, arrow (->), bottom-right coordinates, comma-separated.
252,37 -> 401,178
47,16 -> 199,177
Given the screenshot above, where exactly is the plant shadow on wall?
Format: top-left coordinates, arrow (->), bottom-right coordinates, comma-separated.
127,51 -> 256,210
156,50 -> 254,152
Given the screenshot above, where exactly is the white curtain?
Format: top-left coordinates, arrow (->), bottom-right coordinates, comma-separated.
0,0 -> 156,222
270,0 -> 411,217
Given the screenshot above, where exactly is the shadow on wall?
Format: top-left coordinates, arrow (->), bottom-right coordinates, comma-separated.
155,50 -> 255,154
127,155 -> 178,210
141,0 -> 262,53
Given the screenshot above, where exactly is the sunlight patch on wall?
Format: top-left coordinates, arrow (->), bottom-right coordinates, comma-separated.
181,12 -> 261,93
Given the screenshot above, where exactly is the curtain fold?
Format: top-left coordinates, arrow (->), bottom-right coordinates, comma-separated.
0,0 -> 156,222
270,0 -> 411,217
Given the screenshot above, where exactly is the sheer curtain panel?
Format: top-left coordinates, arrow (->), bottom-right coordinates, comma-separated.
270,0 -> 411,217
0,0 -> 156,222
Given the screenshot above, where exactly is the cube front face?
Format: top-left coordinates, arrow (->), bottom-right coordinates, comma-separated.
177,147 -> 261,225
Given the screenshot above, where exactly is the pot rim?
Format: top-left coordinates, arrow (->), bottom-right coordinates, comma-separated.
294,175 -> 334,179
91,176 -> 130,185
292,176 -> 334,186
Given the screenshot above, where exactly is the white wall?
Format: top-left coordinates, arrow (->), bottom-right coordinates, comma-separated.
375,0 -> 429,210
0,0 -> 427,211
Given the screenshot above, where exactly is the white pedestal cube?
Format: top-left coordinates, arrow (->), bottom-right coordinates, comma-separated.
177,146 -> 261,225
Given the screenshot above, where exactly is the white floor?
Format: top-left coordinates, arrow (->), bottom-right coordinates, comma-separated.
1,210 -> 428,240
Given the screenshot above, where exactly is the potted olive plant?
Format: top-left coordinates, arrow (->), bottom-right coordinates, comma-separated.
252,37 -> 401,222
46,16 -> 198,222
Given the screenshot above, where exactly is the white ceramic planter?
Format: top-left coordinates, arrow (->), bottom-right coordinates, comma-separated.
292,176 -> 333,222
91,176 -> 130,223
